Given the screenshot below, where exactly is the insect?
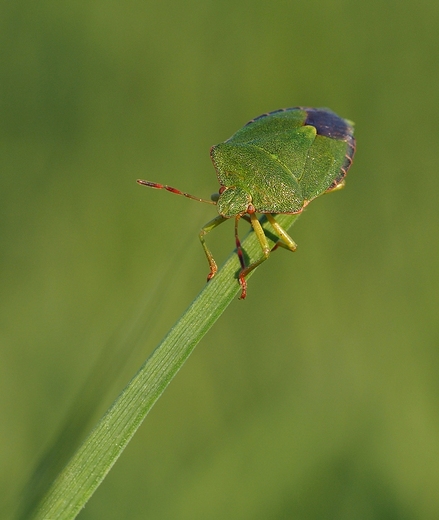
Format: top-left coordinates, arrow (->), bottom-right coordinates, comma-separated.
138,107 -> 356,299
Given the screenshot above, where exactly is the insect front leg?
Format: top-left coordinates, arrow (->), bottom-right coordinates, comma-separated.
199,215 -> 227,281
236,213 -> 271,299
266,214 -> 297,252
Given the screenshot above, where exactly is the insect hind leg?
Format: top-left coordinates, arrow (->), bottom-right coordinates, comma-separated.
236,213 -> 271,299
266,214 -> 297,252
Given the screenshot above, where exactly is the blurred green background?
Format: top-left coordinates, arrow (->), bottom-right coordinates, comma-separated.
2,0 -> 439,518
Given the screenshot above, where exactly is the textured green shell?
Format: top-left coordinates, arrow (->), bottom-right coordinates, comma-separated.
210,107 -> 356,218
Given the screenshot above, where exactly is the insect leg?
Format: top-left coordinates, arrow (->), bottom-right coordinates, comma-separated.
234,215 -> 246,271
199,215 -> 227,281
236,213 -> 271,299
266,214 -> 297,252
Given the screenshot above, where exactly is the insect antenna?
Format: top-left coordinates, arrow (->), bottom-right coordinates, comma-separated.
137,179 -> 216,205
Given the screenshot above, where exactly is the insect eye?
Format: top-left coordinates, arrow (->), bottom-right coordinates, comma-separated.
210,192 -> 220,202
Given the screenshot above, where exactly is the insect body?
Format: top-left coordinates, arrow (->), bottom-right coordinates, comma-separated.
138,107 -> 356,299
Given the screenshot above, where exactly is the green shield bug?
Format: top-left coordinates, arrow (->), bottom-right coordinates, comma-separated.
138,107 -> 355,299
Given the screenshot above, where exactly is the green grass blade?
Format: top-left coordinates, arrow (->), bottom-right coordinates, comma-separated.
33,214 -> 299,520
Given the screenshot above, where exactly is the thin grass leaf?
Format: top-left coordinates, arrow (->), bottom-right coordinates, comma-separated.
32,213 -> 299,520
